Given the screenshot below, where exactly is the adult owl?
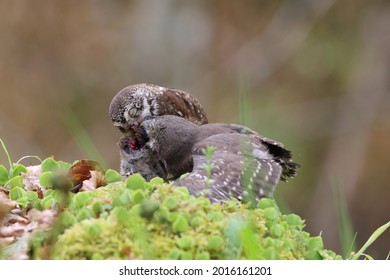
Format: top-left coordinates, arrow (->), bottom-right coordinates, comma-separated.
109,83 -> 208,135
109,83 -> 208,178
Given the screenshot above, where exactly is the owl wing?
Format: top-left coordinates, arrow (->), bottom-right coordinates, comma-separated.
173,133 -> 282,204
205,123 -> 284,147
158,88 -> 208,125
203,123 -> 299,180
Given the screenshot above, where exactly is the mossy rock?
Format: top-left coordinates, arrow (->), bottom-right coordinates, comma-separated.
37,175 -> 342,260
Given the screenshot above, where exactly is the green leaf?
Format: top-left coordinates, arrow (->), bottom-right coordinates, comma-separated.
174,187 -> 189,195
163,197 -> 179,210
156,206 -> 170,221
149,177 -> 164,185
76,208 -> 94,222
72,192 -> 94,209
52,190 -> 67,202
261,248 -> 280,260
8,175 -> 23,188
59,211 -> 76,227
195,252 -> 210,260
116,189 -> 131,206
285,214 -> 303,227
129,204 -> 141,216
111,206 -> 129,223
167,249 -> 181,260
105,169 -> 122,183
85,222 -> 102,237
42,197 -> 55,209
0,165 -> 9,184
180,252 -> 193,260
10,187 -> 27,200
258,198 -> 276,209
11,164 -> 27,177
44,189 -> 54,198
207,236 -> 224,250
92,201 -> 105,215
131,190 -> 146,203
307,236 -> 324,251
91,253 -> 104,260
139,199 -> 160,219
58,161 -> 72,171
208,211 -> 224,222
172,214 -> 189,233
16,196 -> 28,208
26,191 -> 38,202
34,200 -> 43,211
264,207 -> 279,221
41,158 -> 60,172
126,173 -> 146,190
304,236 -> 324,260
270,224 -> 284,238
39,171 -> 54,189
177,235 -> 195,249
190,216 -> 204,227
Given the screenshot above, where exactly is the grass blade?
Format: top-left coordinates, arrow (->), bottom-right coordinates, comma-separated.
332,181 -> 356,258
0,138 -> 13,169
238,76 -> 251,127
351,221 -> 390,260
61,110 -> 107,168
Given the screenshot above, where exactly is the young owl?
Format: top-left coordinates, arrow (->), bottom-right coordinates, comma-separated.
126,115 -> 299,203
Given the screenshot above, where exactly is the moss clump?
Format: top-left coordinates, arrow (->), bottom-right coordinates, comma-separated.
47,175 -> 342,260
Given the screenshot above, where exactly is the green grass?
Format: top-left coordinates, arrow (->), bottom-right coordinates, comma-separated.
332,181 -> 357,258
0,138 -> 13,170
238,76 -> 252,128
61,109 -> 107,168
350,221 -> 390,260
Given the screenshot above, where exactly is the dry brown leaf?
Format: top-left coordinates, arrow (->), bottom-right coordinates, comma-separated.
80,170 -> 106,192
69,160 -> 105,192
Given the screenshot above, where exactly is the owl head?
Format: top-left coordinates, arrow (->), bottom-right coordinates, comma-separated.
139,115 -> 199,152
109,83 -> 208,136
109,83 -> 164,135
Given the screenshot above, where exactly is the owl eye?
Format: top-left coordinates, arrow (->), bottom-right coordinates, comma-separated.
128,107 -> 139,118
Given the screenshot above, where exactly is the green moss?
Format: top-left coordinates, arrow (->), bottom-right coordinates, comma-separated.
52,219 -> 136,260
45,182 -> 341,260
2,158 -> 341,260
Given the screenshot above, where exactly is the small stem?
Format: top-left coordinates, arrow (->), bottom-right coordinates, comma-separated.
17,155 -> 43,165
0,138 -> 13,170
0,186 -> 10,193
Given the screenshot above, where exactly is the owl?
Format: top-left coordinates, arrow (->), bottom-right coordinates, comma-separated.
117,135 -> 165,181
131,115 -> 299,203
109,83 -> 208,177
109,83 -> 208,135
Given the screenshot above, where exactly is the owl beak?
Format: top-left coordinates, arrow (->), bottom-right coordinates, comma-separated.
127,118 -> 144,135
138,126 -> 149,146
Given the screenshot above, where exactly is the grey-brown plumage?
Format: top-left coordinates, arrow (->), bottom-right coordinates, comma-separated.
118,136 -> 165,180
135,115 -> 299,203
109,83 -> 208,135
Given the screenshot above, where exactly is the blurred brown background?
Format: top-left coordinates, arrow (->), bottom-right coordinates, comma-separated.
0,0 -> 389,259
